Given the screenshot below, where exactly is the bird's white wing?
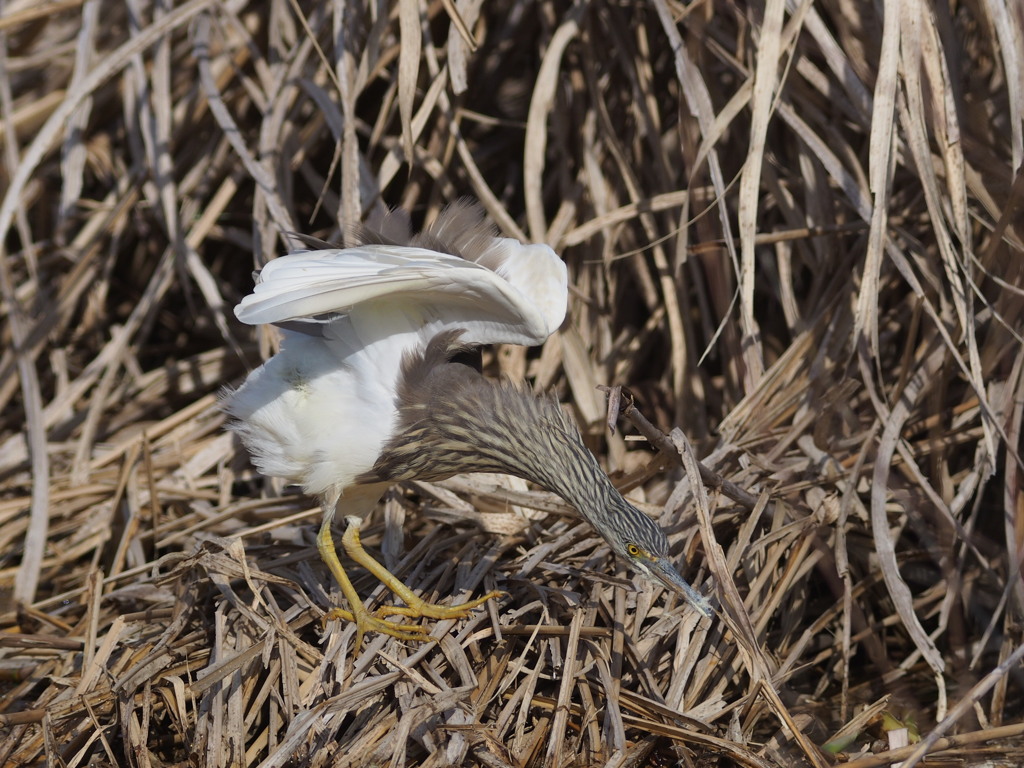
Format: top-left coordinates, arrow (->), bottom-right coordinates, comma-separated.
235,243 -> 567,347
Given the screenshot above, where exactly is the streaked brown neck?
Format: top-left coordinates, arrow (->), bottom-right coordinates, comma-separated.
360,335 -> 619,517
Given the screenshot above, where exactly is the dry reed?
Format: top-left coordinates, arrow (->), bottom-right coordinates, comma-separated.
1,1 -> 1023,766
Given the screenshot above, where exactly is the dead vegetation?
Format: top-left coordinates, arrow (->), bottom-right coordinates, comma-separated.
1,0 -> 1023,765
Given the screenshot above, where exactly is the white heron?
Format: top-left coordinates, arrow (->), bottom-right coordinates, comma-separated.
224,201 -> 710,646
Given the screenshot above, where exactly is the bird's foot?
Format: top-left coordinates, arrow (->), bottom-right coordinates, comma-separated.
322,605 -> 435,647
375,590 -> 506,621
323,590 -> 504,648
317,514 -> 504,647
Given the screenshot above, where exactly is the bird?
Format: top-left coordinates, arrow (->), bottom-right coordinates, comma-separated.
224,201 -> 711,645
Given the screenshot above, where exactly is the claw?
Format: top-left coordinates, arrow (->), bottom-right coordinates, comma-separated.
323,606 -> 436,647
377,590 -> 506,620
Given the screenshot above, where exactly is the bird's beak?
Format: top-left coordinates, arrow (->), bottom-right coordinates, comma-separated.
649,558 -> 713,618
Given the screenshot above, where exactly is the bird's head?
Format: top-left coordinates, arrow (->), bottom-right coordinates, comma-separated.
601,498 -> 713,618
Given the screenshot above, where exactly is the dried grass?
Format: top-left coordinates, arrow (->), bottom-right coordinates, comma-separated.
2,1 -> 1023,766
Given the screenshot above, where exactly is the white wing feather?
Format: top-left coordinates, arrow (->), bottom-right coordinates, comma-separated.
235,242 -> 567,347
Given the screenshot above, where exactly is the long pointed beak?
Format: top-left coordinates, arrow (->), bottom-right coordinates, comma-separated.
649,558 -> 713,618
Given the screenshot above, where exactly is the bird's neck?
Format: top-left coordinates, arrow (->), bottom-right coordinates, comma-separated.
363,365 -> 621,518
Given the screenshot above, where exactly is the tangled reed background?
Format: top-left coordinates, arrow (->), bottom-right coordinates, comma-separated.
1,1 -> 1023,766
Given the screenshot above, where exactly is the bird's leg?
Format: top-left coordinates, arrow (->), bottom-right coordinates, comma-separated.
338,516 -> 504,622
317,506 -> 433,647
317,507 -> 502,647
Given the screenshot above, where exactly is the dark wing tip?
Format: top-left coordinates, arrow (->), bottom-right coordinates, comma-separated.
285,200 -> 499,262
413,199 -> 499,261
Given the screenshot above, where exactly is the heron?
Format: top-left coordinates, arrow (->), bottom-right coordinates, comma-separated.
224,201 -> 711,645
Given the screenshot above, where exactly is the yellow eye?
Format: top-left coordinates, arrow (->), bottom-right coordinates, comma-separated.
626,543 -> 641,557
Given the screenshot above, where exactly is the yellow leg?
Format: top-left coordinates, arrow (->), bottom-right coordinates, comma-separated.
316,508 -> 503,648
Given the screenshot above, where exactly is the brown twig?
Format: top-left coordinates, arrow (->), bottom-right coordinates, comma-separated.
600,385 -> 764,512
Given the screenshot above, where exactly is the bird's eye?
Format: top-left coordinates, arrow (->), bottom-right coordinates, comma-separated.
626,543 -> 642,557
